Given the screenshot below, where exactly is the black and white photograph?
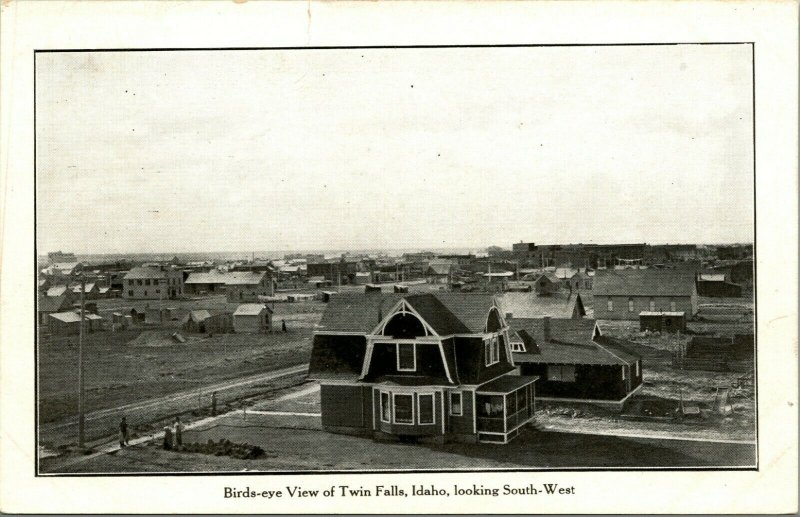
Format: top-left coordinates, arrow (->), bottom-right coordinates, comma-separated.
33,43 -> 759,475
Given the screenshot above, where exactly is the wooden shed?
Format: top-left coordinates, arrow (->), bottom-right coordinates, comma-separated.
639,311 -> 687,333
182,310 -> 234,334
233,304 -> 273,333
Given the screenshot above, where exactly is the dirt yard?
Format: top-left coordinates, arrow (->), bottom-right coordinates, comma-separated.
47,411 -> 755,473
37,296 -> 323,428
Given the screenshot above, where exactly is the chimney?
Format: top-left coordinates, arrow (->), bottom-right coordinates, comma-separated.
542,316 -> 551,342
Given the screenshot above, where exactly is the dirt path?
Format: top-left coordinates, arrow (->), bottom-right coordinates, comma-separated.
39,363 -> 309,448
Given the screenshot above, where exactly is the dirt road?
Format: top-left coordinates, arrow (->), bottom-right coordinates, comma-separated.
39,363 -> 309,449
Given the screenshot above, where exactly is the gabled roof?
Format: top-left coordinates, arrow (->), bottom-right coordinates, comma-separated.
555,267 -> 579,280
185,271 -> 229,284
49,311 -> 82,323
537,272 -> 561,284
225,272 -> 266,285
38,295 -> 69,312
593,269 -> 696,297
427,262 -> 452,275
46,285 -> 70,297
508,318 -> 637,366
70,283 -> 96,293
185,309 -> 212,322
124,266 -> 168,280
316,293 -> 404,333
233,303 -> 271,316
497,292 -> 585,319
316,292 -> 499,335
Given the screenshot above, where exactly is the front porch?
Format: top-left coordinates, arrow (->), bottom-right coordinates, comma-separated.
475,375 -> 538,444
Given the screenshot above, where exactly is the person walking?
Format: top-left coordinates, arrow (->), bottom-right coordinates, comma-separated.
163,425 -> 173,450
173,416 -> 184,449
119,417 -> 129,447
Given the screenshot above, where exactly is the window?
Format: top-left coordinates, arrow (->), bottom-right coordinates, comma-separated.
380,392 -> 391,423
546,365 -> 576,382
418,394 -> 435,424
145,279 -> 151,286
393,394 -> 414,424
450,392 -> 462,416
128,290 -> 133,297
635,361 -> 640,376
155,289 -> 160,294
485,337 -> 500,366
128,279 -> 133,286
622,366 -> 627,380
510,342 -> 525,353
607,298 -> 613,312
649,298 -> 655,311
670,300 -> 676,312
144,290 -> 148,296
628,298 -> 634,312
396,343 -> 416,371
137,280 -> 143,286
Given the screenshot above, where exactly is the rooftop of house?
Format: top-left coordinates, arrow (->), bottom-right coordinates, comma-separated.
315,292 -> 500,335
508,318 -> 639,366
46,285 -> 70,297
497,292 -> 585,319
38,295 -> 69,312
233,303 -> 272,316
123,266 -> 171,280
592,268 -> 696,297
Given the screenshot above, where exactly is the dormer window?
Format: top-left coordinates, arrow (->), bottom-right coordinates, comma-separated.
485,336 -> 500,366
396,343 -> 416,371
510,342 -> 525,353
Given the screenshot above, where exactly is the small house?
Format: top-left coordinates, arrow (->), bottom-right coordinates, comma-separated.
308,276 -> 332,288
554,268 -> 581,291
182,310 -> 234,334
308,292 -> 538,444
508,317 -> 642,409
352,272 -> 372,285
696,273 -> 743,298
393,284 -> 409,293
48,311 -> 104,335
533,272 -> 561,295
639,311 -> 687,333
321,291 -> 337,303
70,282 -> 99,300
233,304 -> 273,333
38,295 -> 71,325
365,284 -> 382,293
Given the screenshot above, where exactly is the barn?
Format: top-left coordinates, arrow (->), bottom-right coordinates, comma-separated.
696,273 -> 743,297
233,304 -> 273,333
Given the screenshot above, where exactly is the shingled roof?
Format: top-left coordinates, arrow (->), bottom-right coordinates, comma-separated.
315,292 -> 499,335
592,269 -> 696,297
508,318 -> 639,366
497,292 -> 585,319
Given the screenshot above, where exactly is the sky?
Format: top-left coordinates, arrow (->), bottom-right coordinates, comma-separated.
35,45 -> 754,255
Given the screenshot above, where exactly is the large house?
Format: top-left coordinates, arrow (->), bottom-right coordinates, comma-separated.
123,266 -> 184,300
592,269 -> 698,320
508,318 -> 642,410
308,292 -> 538,445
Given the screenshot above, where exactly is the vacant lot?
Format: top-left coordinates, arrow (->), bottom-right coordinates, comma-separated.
37,297 -> 323,431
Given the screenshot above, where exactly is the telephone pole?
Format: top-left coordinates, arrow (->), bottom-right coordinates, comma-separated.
77,275 -> 86,448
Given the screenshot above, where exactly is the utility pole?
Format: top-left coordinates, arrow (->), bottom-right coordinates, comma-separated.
77,275 -> 86,449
